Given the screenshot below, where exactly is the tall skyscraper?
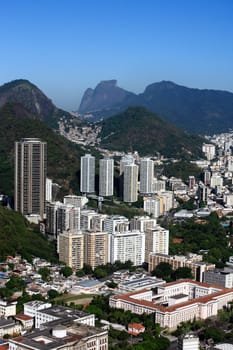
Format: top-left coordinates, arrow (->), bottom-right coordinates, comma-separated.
99,157 -> 114,197
123,163 -> 139,203
140,158 -> 154,194
15,138 -> 47,219
80,154 -> 95,193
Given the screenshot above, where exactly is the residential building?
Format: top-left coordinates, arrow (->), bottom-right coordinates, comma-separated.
58,230 -> 84,270
202,143 -> 216,160
143,196 -> 160,218
14,138 -> 47,220
145,226 -> 169,263
157,191 -> 174,214
104,215 -> 129,234
120,154 -> 135,175
130,216 -> 157,232
80,154 -> 95,193
140,158 -> 154,194
46,178 -> 53,202
0,299 -> 17,318
99,157 -> 114,197
46,201 -> 62,237
153,178 -> 166,193
57,204 -> 80,234
123,163 -> 139,203
109,230 -> 145,266
84,231 -> 109,269
148,253 -> 215,282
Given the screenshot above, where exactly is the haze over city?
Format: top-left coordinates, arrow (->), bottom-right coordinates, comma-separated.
1,0 -> 233,110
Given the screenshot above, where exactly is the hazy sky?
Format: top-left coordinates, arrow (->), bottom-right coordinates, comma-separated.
1,0 -> 233,110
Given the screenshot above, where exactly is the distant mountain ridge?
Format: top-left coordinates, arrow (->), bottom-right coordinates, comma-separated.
99,106 -> 204,158
78,80 -> 233,134
79,79 -> 135,113
0,79 -> 72,128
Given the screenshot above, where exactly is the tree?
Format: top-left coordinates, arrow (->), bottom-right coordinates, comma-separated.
83,264 -> 93,275
38,267 -> 50,281
60,266 -> 73,278
173,267 -> 193,280
151,262 -> 173,280
48,289 -> 59,299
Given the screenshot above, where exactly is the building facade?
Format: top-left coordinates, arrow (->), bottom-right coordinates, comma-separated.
140,158 -> 154,194
99,157 -> 114,197
123,163 -> 139,203
15,138 -> 47,219
80,154 -> 95,193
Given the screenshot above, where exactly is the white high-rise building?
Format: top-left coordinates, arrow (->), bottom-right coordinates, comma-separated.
123,163 -> 139,203
202,143 -> 216,160
143,196 -> 160,218
120,154 -> 135,175
46,178 -> 53,202
80,154 -> 95,193
104,215 -> 129,234
145,225 -> 169,262
140,158 -> 154,194
99,157 -> 114,197
130,216 -> 157,232
109,230 -> 145,266
15,138 -> 47,220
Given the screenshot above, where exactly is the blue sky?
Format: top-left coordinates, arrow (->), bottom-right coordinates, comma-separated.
1,0 -> 233,110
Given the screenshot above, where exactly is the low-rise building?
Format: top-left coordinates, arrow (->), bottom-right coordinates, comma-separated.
110,280 -> 233,330
0,299 -> 17,318
8,319 -> 108,350
204,269 -> 233,288
35,305 -> 95,328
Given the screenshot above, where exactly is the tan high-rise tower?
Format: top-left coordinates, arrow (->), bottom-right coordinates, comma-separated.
15,138 -> 47,219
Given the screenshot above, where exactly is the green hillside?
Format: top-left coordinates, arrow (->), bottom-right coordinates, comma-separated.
0,205 -> 57,261
0,103 -> 86,196
99,107 -> 204,158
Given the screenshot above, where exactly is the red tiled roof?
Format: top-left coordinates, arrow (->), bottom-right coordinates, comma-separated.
112,280 -> 233,313
128,323 -> 144,330
15,314 -> 33,321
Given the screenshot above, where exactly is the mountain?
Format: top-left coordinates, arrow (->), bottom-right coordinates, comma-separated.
99,107 -> 204,158
0,205 -> 57,261
0,102 -> 87,196
79,80 -> 233,134
79,80 -> 136,116
0,79 -> 72,128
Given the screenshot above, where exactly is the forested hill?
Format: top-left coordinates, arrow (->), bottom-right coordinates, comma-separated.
0,103 -> 86,196
0,79 -> 73,128
99,107 -> 204,158
0,206 -> 57,262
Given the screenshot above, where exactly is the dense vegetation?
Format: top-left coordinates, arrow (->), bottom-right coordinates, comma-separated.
167,213 -> 233,266
99,107 -> 204,158
0,103 -> 87,196
0,205 -> 57,262
162,160 -> 202,182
